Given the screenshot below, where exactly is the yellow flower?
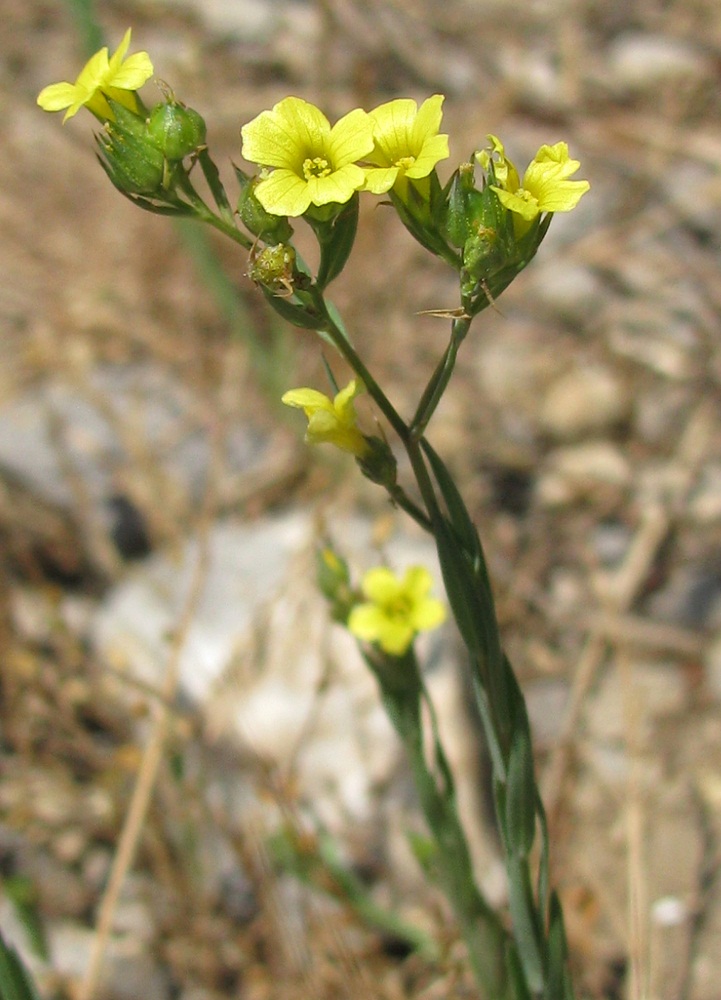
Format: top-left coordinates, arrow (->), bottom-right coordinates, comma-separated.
481,135 -> 589,229
281,379 -> 369,456
37,29 -> 153,122
362,95 -> 449,195
348,566 -> 446,657
241,97 -> 375,217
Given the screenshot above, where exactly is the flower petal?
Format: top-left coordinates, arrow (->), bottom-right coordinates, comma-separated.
362,165 -> 399,194
362,567 -> 402,604
347,604 -> 385,643
109,51 -> 154,90
281,388 -> 334,413
254,168 -> 312,217
107,28 -> 132,73
327,108 -> 375,167
412,95 -> 444,143
305,163 -> 367,206
405,133 -> 449,178
37,82 -> 77,111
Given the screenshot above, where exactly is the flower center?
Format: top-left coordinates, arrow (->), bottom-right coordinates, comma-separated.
303,156 -> 332,180
395,155 -> 416,171
386,594 -> 413,620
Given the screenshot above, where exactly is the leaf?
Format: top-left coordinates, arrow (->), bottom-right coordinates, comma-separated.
314,194 -> 359,290
421,438 -> 481,563
545,891 -> 571,1000
0,930 -> 42,1000
196,148 -> 234,223
504,710 -> 536,857
261,289 -> 326,330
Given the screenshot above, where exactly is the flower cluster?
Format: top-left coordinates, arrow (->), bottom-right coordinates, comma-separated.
240,95 -> 449,218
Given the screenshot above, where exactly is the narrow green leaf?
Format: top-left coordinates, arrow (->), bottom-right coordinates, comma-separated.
197,148 -> 234,224
506,856 -> 545,995
314,195 -> 359,290
536,791 -> 550,924
504,712 -> 536,857
433,515 -> 486,659
421,438 -> 481,563
0,930 -> 42,1000
504,942 -> 534,1000
261,289 -> 325,330
545,891 -> 570,1000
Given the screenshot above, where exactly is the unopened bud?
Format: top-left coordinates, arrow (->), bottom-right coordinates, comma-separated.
248,243 -> 297,295
237,174 -> 293,243
97,101 -> 165,196
146,101 -> 207,160
356,436 -> 397,488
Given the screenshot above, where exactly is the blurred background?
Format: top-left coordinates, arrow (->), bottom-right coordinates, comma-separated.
3,1 -> 721,998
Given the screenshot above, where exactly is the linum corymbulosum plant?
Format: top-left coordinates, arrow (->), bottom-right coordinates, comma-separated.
39,30 -> 589,1000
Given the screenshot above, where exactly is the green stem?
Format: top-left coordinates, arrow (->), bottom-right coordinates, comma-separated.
174,173 -> 252,250
369,652 -> 509,999
311,290 -> 409,442
410,314 -> 472,438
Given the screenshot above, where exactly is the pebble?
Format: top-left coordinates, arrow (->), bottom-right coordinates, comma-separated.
0,363 -> 272,529
606,33 -> 710,92
536,441 -> 631,505
584,660 -> 689,747
539,365 -> 628,440
48,922 -> 171,1000
529,262 -> 605,325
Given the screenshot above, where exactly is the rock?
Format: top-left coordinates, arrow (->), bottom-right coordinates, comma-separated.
540,365 -> 628,440
607,33 -> 711,92
48,921 -> 171,1000
0,363 -> 276,553
529,262 -> 604,325
584,660 -> 689,747
536,442 -> 631,506
91,511 -> 448,831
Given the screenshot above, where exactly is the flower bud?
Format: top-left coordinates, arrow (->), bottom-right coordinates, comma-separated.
97,101 -> 165,196
146,101 -> 207,161
316,546 -> 355,623
237,172 -> 293,243
248,243 -> 297,295
356,435 -> 397,489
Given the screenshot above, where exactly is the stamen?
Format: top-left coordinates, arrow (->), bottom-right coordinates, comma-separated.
303,156 -> 332,180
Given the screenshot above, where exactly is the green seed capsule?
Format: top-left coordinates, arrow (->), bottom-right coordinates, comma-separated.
146,102 -> 207,161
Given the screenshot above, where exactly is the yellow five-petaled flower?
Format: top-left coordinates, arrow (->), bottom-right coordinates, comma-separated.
362,95 -> 450,195
37,29 -> 153,123
281,379 -> 369,457
479,134 -> 589,232
348,565 -> 446,657
241,97 -> 375,217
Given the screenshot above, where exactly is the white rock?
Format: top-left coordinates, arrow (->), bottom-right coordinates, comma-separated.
608,33 -> 710,91
536,442 -> 631,505
530,263 -> 604,323
540,366 -> 628,439
92,511 -> 447,830
48,922 -> 170,1000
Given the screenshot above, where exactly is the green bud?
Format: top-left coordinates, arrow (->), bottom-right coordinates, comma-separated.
236,172 -> 292,243
444,161 -> 477,247
97,101 -> 165,196
316,546 -> 356,623
356,435 -> 397,489
248,243 -> 297,295
146,101 -> 207,161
